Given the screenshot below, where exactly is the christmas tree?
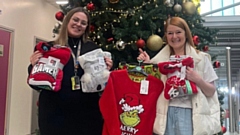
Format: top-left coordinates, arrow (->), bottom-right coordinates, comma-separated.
52,0 -> 225,134
53,0 -> 219,68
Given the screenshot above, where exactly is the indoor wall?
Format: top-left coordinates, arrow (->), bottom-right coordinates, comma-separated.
0,0 -> 58,134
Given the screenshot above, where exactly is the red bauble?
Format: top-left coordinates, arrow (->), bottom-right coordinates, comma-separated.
193,35 -> 200,45
136,39 -> 145,48
55,11 -> 64,21
203,45 -> 209,52
213,61 -> 221,68
90,25 -> 95,32
222,126 -> 226,133
87,2 -> 95,11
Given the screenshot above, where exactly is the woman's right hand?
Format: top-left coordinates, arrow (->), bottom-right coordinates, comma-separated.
30,51 -> 42,66
137,48 -> 150,63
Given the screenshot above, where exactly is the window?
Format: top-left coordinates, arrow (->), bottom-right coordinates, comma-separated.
200,0 -> 240,16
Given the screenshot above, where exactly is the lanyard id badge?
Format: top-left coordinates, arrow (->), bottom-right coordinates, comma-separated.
71,75 -> 80,90
70,41 -> 81,90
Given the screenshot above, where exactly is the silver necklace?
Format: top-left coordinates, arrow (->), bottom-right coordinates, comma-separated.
71,38 -> 79,48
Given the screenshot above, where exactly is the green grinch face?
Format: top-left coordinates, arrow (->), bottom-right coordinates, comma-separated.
120,110 -> 140,127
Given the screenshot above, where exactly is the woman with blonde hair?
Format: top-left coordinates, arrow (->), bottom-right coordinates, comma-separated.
138,17 -> 221,135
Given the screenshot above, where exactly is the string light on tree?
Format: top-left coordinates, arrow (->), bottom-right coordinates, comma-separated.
135,21 -> 139,26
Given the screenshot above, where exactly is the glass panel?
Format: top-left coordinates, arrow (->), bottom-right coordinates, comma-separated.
223,0 -> 234,15
235,0 -> 240,15
200,0 -> 211,14
211,0 -> 223,16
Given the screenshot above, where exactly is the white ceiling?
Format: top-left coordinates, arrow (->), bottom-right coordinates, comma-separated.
45,0 -> 60,8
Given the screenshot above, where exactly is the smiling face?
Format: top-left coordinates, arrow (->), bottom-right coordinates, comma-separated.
163,17 -> 195,55
166,24 -> 186,52
67,12 -> 88,38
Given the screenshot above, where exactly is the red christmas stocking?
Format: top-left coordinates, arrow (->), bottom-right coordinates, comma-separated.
28,42 -> 71,92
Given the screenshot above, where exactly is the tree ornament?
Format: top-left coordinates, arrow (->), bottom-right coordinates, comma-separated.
164,0 -> 174,7
90,25 -> 95,32
109,0 -> 119,4
116,40 -> 126,51
202,45 -> 209,52
135,21 -> 139,26
221,109 -> 226,118
192,35 -> 200,45
183,1 -> 196,15
147,35 -> 163,51
222,126 -> 227,133
54,22 -> 61,29
107,37 -> 114,42
136,39 -> 145,48
87,2 -> 95,11
213,61 -> 220,69
55,11 -> 65,21
173,3 -> 182,13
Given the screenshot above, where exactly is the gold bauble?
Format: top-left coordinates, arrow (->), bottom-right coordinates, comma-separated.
147,35 -> 163,51
183,1 -> 196,15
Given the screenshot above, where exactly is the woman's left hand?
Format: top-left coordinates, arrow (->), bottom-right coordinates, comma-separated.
105,57 -> 113,70
185,67 -> 202,84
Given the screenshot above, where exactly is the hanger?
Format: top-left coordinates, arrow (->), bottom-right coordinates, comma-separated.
128,60 -> 148,76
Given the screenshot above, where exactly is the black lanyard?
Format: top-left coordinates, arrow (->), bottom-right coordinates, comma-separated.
69,41 -> 81,76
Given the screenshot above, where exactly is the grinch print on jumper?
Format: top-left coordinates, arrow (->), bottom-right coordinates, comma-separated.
28,42 -> 71,92
119,93 -> 144,135
99,70 -> 164,135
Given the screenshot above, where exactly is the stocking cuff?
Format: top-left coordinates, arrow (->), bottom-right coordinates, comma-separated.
39,57 -> 64,69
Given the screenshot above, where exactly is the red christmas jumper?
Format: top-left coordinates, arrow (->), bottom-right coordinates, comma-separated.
99,69 -> 164,135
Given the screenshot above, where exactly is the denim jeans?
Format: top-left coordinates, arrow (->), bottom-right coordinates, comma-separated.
153,106 -> 193,135
165,106 -> 193,135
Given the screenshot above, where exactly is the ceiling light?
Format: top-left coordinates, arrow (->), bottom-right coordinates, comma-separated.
56,1 -> 68,4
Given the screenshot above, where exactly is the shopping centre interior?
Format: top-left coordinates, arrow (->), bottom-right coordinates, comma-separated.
0,0 -> 240,135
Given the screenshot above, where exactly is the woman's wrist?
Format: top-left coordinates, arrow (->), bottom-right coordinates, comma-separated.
143,59 -> 151,63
